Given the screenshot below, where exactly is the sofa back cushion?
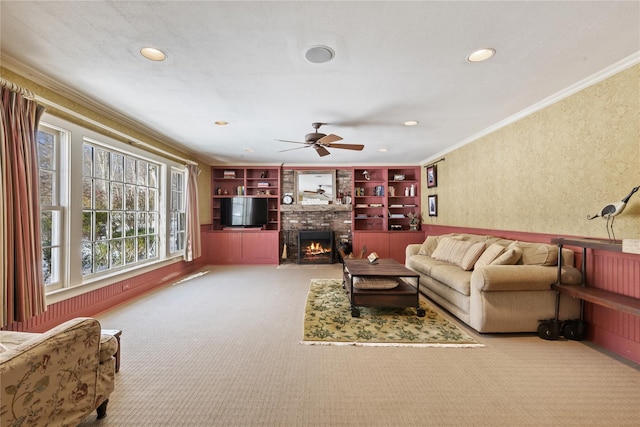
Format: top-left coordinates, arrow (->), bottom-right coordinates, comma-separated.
459,242 -> 486,271
519,242 -> 558,266
491,243 -> 523,265
431,237 -> 475,267
474,243 -> 505,269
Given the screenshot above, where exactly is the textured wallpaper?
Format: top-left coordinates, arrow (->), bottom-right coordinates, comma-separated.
421,64 -> 640,240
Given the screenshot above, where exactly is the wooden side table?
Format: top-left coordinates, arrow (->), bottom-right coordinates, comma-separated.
101,329 -> 122,373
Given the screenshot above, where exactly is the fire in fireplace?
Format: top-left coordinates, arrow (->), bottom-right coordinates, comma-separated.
298,230 -> 333,264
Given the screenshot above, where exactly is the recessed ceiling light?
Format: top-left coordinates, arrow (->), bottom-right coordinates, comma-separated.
243,148 -> 254,153
304,45 -> 335,64
140,47 -> 167,61
404,120 -> 419,126
214,121 -> 229,126
467,48 -> 496,63
378,148 -> 388,152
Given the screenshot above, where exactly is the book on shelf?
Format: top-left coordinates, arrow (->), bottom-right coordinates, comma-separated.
223,170 -> 236,179
369,203 -> 383,207
257,182 -> 270,187
389,204 -> 403,208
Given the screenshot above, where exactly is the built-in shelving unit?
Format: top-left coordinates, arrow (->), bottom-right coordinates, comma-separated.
352,167 -> 421,231
211,167 -> 280,231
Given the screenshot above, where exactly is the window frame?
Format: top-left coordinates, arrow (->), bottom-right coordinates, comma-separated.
38,113 -> 187,301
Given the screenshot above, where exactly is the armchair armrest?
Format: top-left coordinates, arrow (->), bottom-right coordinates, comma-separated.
472,265 -> 582,292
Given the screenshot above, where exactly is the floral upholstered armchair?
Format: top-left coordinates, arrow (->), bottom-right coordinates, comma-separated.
0,317 -> 118,426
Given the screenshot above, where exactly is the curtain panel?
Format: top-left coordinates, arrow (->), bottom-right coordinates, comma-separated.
184,164 -> 201,262
1,85 -> 47,327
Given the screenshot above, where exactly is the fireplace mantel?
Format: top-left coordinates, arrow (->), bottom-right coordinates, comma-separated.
280,204 -> 352,213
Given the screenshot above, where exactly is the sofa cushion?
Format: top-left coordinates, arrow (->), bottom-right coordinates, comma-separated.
431,237 -> 475,266
352,276 -> 399,290
429,264 -> 473,296
406,254 -> 450,275
460,242 -> 486,271
519,243 -> 558,266
474,243 -> 505,269
418,235 -> 440,256
491,244 -> 522,265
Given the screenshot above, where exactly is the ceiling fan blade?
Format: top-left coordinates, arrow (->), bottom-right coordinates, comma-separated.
275,139 -> 307,145
278,145 -> 312,153
326,143 -> 365,151
318,134 -> 342,144
314,145 -> 331,157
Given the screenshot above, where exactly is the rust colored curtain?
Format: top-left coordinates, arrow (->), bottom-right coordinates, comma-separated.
184,164 -> 201,262
1,84 -> 46,327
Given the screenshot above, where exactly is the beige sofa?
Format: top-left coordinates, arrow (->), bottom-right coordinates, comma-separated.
0,317 -> 118,425
406,233 -> 582,333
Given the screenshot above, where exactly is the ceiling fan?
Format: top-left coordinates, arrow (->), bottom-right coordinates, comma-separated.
277,122 -> 365,157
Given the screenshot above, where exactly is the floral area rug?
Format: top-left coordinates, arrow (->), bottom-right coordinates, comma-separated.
302,279 -> 482,347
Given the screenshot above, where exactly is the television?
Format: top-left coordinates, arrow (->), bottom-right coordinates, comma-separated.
220,197 -> 268,228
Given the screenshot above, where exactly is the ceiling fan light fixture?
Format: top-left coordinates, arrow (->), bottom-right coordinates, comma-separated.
140,47 -> 167,61
467,48 -> 496,63
304,45 -> 335,64
404,120 -> 419,126
214,121 -> 229,126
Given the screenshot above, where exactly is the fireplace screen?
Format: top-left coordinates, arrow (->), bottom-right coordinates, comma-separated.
298,230 -> 333,264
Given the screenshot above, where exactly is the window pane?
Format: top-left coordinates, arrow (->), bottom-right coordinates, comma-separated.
95,211 -> 108,240
83,144 -> 93,177
148,212 -> 157,234
148,188 -> 157,211
111,153 -> 124,182
137,187 -> 147,211
125,212 -> 136,237
82,212 -> 93,240
95,179 -> 109,210
39,170 -> 54,206
42,247 -> 52,285
110,239 -> 123,267
37,131 -> 54,169
125,157 -> 136,184
111,182 -> 124,210
124,237 -> 136,264
137,161 -> 148,185
112,212 -> 123,238
137,236 -> 147,261
41,211 -> 53,246
82,242 -> 93,274
148,235 -> 157,258
83,179 -> 93,209
137,212 -> 147,235
94,148 -> 109,179
95,242 -> 109,272
149,164 -> 158,188
125,184 -> 136,210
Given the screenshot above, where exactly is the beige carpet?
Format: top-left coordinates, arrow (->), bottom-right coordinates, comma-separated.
78,264 -> 639,426
303,278 -> 481,347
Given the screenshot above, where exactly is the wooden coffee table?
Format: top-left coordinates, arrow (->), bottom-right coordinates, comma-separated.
342,258 -> 425,318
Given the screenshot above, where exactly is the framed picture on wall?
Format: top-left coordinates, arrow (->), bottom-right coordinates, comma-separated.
428,195 -> 437,216
426,165 -> 437,188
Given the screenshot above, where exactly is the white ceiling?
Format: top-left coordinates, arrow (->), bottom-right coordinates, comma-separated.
2,1 -> 639,166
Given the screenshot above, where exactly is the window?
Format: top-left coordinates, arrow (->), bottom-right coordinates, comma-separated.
82,141 -> 160,275
36,114 -> 186,296
170,169 -> 186,254
37,125 -> 66,289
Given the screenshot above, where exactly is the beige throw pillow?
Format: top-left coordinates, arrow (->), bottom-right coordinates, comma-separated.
431,237 -> 474,266
418,235 -> 440,256
490,244 -> 522,265
459,242 -> 486,271
474,243 -> 505,269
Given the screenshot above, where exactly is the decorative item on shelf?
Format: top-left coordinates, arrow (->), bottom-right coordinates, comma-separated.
393,174 -> 405,181
374,185 -> 384,196
216,187 -> 222,195
587,185 -> 639,241
282,194 -> 294,204
426,165 -> 437,188
362,170 -> 370,181
367,252 -> 379,264
410,184 -> 415,196
428,195 -> 437,217
407,211 -> 421,230
404,187 -> 409,196
390,224 -> 402,231
223,170 -> 236,179
389,186 -> 395,197
261,170 -> 268,178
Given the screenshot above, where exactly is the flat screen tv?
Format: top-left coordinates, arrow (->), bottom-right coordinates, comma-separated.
220,197 -> 268,228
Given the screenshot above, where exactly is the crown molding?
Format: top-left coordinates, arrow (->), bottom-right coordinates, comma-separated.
1,54 -> 215,165
421,51 -> 640,165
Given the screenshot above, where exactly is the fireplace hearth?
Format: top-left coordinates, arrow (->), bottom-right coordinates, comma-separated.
298,230 -> 333,264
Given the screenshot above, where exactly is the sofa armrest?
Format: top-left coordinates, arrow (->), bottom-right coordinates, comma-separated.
406,244 -> 422,261
471,265 -> 581,292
